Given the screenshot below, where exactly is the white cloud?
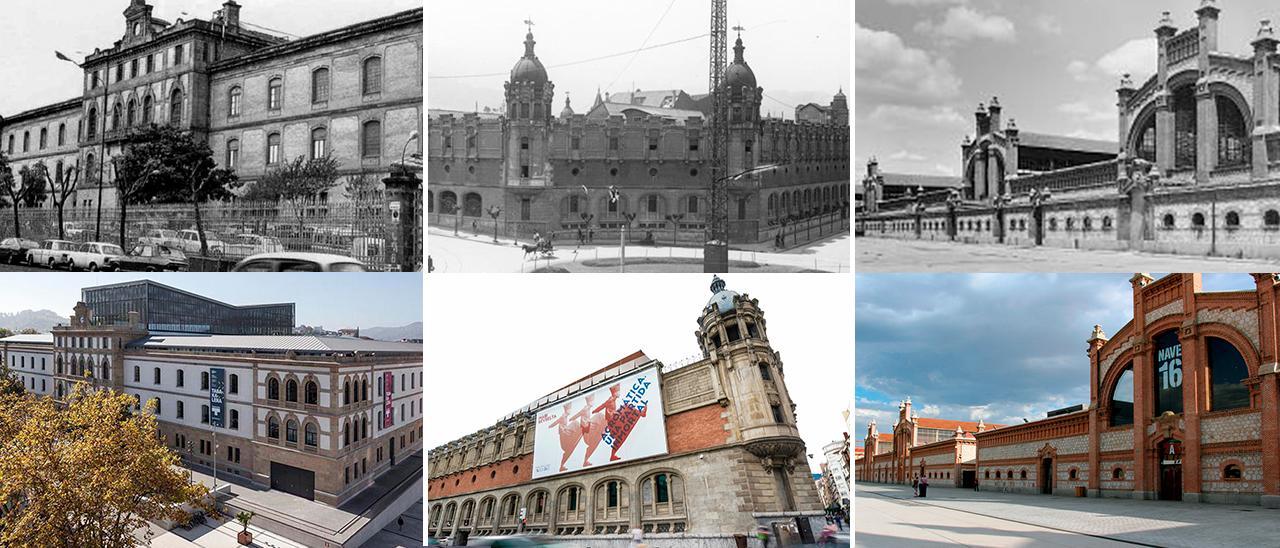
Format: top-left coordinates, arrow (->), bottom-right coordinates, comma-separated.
856,23 -> 962,106
868,104 -> 966,127
889,150 -> 927,161
1034,14 -> 1063,35
934,163 -> 958,176
885,0 -> 965,4
1097,38 -> 1157,79
1057,101 -> 1114,122
1066,60 -> 1093,82
921,404 -> 941,415
1065,128 -> 1115,141
915,6 -> 1016,43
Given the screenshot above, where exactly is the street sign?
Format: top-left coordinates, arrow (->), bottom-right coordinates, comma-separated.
390,201 -> 401,222
209,368 -> 225,428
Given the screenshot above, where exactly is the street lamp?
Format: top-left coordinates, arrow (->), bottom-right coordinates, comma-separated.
400,131 -> 420,175
487,205 -> 502,243
706,163 -> 780,272
55,50 -> 108,242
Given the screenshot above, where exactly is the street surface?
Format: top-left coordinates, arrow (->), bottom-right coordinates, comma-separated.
0,262 -> 50,272
856,482 -> 1280,547
429,227 -> 849,273
856,237 -> 1280,272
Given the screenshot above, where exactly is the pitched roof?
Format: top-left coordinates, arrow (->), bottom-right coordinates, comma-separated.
589,102 -> 706,121
0,334 -> 54,344
609,89 -> 690,108
916,418 -> 1004,433
126,334 -> 421,354
877,433 -> 893,443
1018,131 -> 1117,155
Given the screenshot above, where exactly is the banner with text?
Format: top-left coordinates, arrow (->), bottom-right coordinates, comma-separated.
209,368 -> 225,428
384,371 -> 394,428
532,367 -> 667,479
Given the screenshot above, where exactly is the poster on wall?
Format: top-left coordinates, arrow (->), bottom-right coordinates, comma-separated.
532,367 -> 667,479
1153,330 -> 1183,415
384,371 -> 394,428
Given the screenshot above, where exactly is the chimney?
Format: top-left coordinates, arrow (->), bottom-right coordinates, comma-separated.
221,0 -> 241,29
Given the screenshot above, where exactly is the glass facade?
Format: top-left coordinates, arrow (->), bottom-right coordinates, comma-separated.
82,281 -> 294,335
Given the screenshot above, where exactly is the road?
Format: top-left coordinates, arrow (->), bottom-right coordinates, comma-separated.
856,237 -> 1280,272
0,262 -> 51,272
855,485 -> 1129,547
429,227 -> 849,273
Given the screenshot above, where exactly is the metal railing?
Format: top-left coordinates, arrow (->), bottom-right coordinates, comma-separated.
1008,159 -> 1119,195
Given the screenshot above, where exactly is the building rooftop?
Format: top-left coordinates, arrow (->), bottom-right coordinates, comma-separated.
83,279 -> 293,311
916,417 -> 1003,433
0,334 -> 54,344
126,334 -> 422,354
1018,131 -> 1117,155
588,102 -> 706,122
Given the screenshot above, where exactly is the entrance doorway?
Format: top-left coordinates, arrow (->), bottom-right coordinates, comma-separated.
1032,207 -> 1044,246
1039,458 -> 1054,494
270,461 -> 316,500
1158,438 -> 1183,501
961,470 -> 976,488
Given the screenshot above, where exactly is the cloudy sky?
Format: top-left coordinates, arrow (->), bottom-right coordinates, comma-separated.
426,274 -> 853,473
427,0 -> 849,119
0,0 -> 421,115
856,0 -> 1276,177
853,273 -> 1255,447
0,273 -> 422,330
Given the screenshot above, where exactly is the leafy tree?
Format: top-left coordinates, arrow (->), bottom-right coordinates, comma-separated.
32,160 -> 81,240
139,126 -> 240,255
0,382 -> 213,547
18,328 -> 37,335
245,155 -> 341,242
0,154 -> 47,238
0,360 -> 21,397
0,328 -> 13,338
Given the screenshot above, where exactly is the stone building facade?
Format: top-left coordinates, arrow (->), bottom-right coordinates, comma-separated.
972,273 -> 1280,507
858,1 -> 1280,261
427,31 -> 850,245
0,0 -> 422,210
427,278 -> 826,546
854,398 -> 997,489
0,287 -> 423,508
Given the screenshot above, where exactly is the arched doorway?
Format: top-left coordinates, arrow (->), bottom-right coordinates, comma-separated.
1039,458 -> 1053,494
1157,438 -> 1183,501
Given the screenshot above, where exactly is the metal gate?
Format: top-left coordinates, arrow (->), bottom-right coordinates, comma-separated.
270,461 -> 316,501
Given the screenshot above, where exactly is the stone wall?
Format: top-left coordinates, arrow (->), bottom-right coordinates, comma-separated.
1201,451 -> 1263,504
1201,412 -> 1261,445
978,434 -> 1089,461
1100,428 -> 1134,452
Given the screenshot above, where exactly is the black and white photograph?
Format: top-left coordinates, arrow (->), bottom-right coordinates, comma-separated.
0,0 -> 423,273
426,0 -> 850,273
856,0 -> 1280,272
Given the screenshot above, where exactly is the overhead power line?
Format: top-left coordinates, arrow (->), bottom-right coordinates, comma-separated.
605,0 -> 680,92
427,33 -> 710,80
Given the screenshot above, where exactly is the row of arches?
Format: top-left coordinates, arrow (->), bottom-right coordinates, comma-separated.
266,414 -> 320,448
1160,210 -> 1280,230
265,375 -> 320,406
6,124 -> 69,155
57,353 -> 110,380
1129,82 -> 1251,169
766,184 -> 852,219
88,89 -> 183,139
429,471 -> 687,539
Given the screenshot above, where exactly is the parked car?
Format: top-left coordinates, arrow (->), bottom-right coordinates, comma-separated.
62,222 -> 91,241
176,229 -> 226,256
137,228 -> 182,249
225,234 -> 284,256
70,242 -> 126,271
0,238 -> 40,264
232,253 -> 367,272
108,244 -> 189,272
28,240 -> 80,269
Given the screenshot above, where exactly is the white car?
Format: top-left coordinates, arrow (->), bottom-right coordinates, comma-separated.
176,229 -> 226,256
232,252 -> 367,272
138,228 -> 182,249
69,242 -> 126,271
226,234 -> 284,256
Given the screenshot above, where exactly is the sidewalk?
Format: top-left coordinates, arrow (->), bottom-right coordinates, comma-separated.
858,482 -> 1280,548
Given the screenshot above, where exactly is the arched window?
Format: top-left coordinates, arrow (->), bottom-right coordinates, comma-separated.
440,191 -> 458,213
362,120 -> 381,158
311,68 -> 330,103
286,419 -> 298,443
268,416 -> 280,438
304,422 -> 318,447
305,380 -> 319,405
1172,85 -> 1197,168
343,420 -> 351,446
267,377 -> 280,400
1216,96 -> 1250,166
640,472 -> 686,525
1068,468 -> 1079,480
557,485 -> 585,524
226,139 -> 239,169
1020,470 -> 1027,479
1267,210 -> 1280,228
1163,214 -> 1175,228
1192,213 -> 1206,228
687,195 -> 699,214
285,379 -> 298,402
526,490 -> 550,523
169,89 -> 183,125
463,192 -> 483,217
1226,211 -> 1240,228
112,103 -> 121,129
267,77 -> 283,110
39,128 -> 47,149
87,108 -> 98,138
1136,121 -> 1156,163
142,95 -> 153,124
1224,464 -> 1243,480
57,124 -> 65,146
311,127 -> 327,159
126,99 -> 136,127
1112,467 -> 1124,480
362,57 -> 382,95
267,132 -> 281,165
228,86 -> 242,117
1110,364 -> 1134,426
1208,337 -> 1249,411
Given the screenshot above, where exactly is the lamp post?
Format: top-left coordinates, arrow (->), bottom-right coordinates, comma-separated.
620,211 -> 637,272
400,131 -> 420,175
487,205 -> 502,243
705,163 -> 780,271
55,50 -> 108,242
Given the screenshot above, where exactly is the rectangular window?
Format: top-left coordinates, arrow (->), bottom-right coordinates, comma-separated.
201,405 -> 209,424
174,44 -> 184,65
520,165 -> 529,178
130,59 -> 138,78
571,136 -> 581,150
116,63 -> 123,82
649,138 -> 658,151
689,138 -> 699,151
609,137 -> 619,151
153,368 -> 160,384
177,401 -> 184,419
771,404 -> 785,423
146,55 -> 154,73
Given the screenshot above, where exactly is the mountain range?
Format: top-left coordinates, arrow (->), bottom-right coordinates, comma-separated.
0,309 -> 64,334
360,321 -> 423,342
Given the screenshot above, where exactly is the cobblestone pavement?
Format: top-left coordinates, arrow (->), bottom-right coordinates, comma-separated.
858,482 -> 1280,547
856,237 -> 1280,272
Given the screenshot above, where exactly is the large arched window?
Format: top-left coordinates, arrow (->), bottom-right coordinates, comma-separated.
556,485 -> 585,525
142,95 -> 153,124
311,127 -> 327,159
1110,364 -> 1134,426
285,379 -> 298,402
267,377 -> 280,400
440,191 -> 458,213
304,380 -> 319,405
1153,330 -> 1183,415
286,419 -> 298,443
1216,96 -> 1250,167
226,139 -> 239,169
1208,337 -> 1249,411
1172,86 -> 1196,169
267,132 -> 281,165
312,68 -> 330,103
463,192 -> 482,217
87,108 -> 98,138
267,416 -> 280,438
526,490 -> 550,524
169,88 -> 184,125
640,472 -> 687,527
228,86 -> 242,117
126,99 -> 137,127
39,128 -> 47,149
267,77 -> 283,110
362,120 -> 381,158
363,57 -> 383,95
593,479 -> 630,525
57,123 -> 65,146
112,103 -> 122,129
304,422 -> 318,447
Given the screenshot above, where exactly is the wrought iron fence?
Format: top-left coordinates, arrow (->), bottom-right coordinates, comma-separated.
0,199 -> 415,271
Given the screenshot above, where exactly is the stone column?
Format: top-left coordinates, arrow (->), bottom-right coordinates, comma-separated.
1117,77 -> 1138,154
1180,324 -> 1204,502
1252,22 -> 1278,180
972,149 -> 988,202
1195,83 -> 1217,183
1087,326 -> 1108,497
987,150 -> 1001,203
383,171 -> 421,272
1255,275 -> 1280,507
1155,14 -> 1178,174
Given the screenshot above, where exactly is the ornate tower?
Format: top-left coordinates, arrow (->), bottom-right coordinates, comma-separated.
504,28 -> 554,187
830,88 -> 849,126
723,34 -> 764,213
695,276 -> 814,513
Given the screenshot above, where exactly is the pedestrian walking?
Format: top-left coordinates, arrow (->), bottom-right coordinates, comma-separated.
912,476 -> 919,496
629,528 -> 646,548
577,228 -> 585,245
756,525 -> 771,548
920,475 -> 930,498
588,228 -> 595,243
398,516 -> 404,532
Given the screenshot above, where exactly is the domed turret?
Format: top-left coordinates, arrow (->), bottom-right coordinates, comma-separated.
559,95 -> 574,118
723,36 -> 757,90
707,275 -> 740,314
510,31 -> 548,84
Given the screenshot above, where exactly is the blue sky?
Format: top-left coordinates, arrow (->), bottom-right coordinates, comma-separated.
856,0 -> 1277,176
0,273 -> 422,329
854,273 -> 1255,446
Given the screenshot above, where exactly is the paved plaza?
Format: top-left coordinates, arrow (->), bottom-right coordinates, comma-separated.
856,482 -> 1280,547
429,227 -> 849,272
856,237 -> 1280,272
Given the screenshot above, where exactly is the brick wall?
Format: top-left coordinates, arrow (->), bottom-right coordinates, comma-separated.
666,403 -> 730,454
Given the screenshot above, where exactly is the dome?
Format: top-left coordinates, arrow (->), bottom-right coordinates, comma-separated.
722,36 -> 757,90
706,275 -> 740,314
510,32 -> 548,85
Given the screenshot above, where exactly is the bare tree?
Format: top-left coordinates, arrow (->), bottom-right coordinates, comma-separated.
33,161 -> 80,240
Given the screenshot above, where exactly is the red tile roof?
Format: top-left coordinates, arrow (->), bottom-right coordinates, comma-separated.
916,418 -> 1004,433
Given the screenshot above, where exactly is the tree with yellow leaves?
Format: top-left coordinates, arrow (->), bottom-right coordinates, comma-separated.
0,381 -> 214,547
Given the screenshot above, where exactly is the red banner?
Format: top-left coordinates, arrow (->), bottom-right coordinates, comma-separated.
383,371 -> 394,428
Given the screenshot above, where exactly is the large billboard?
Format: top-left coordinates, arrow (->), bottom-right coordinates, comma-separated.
209,367 -> 225,428
1153,330 -> 1183,415
384,372 -> 394,428
532,367 -> 667,479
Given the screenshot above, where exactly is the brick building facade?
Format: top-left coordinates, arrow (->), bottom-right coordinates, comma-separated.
427,30 -> 850,246
426,277 -> 826,546
0,283 -> 424,508
0,0 -> 422,211
859,1 -> 1280,261
854,398 -> 1000,489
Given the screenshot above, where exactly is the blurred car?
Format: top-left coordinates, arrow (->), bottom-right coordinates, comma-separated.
28,239 -> 80,269
108,244 -> 189,272
137,228 -> 182,249
226,234 -> 284,256
177,229 -> 226,256
63,221 -> 90,241
232,252 -> 367,272
0,238 -> 40,264
462,535 -> 555,547
70,242 -> 126,271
